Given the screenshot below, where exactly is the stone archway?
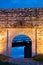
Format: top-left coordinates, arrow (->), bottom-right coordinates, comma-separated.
7,28 -> 36,57
12,34 -> 32,58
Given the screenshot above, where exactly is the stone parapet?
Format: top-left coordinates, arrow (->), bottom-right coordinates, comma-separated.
0,8 -> 43,28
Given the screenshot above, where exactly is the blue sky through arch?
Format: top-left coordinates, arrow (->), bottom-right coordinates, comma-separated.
12,34 -> 31,43
12,34 -> 31,58
11,46 -> 25,58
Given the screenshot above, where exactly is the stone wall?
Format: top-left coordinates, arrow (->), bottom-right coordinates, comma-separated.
0,8 -> 43,57
0,8 -> 43,28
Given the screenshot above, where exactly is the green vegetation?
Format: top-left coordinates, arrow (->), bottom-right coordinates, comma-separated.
33,55 -> 43,61
0,61 -> 17,65
0,55 -> 11,60
0,55 -> 18,65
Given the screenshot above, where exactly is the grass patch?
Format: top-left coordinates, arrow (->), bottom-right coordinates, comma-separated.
0,60 -> 17,65
33,54 -> 43,61
0,55 -> 11,60
0,55 -> 18,65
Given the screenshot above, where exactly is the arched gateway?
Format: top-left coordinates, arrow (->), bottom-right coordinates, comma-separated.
0,9 -> 43,57
12,34 -> 32,58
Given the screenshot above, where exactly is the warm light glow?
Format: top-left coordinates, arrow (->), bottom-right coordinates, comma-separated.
9,28 -> 43,55
37,28 -> 43,54
0,35 -> 4,40
0,30 -> 6,41
0,44 -> 4,53
0,29 -> 6,54
0,28 -> 43,56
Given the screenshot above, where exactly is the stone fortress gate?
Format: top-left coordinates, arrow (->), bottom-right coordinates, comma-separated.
0,8 -> 43,57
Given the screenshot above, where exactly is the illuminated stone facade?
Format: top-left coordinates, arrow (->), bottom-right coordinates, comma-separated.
0,8 -> 43,56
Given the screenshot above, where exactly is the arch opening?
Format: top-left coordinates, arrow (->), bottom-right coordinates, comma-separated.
12,34 -> 32,58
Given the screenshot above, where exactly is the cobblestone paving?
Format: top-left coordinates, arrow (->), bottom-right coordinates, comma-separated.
5,58 -> 43,65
